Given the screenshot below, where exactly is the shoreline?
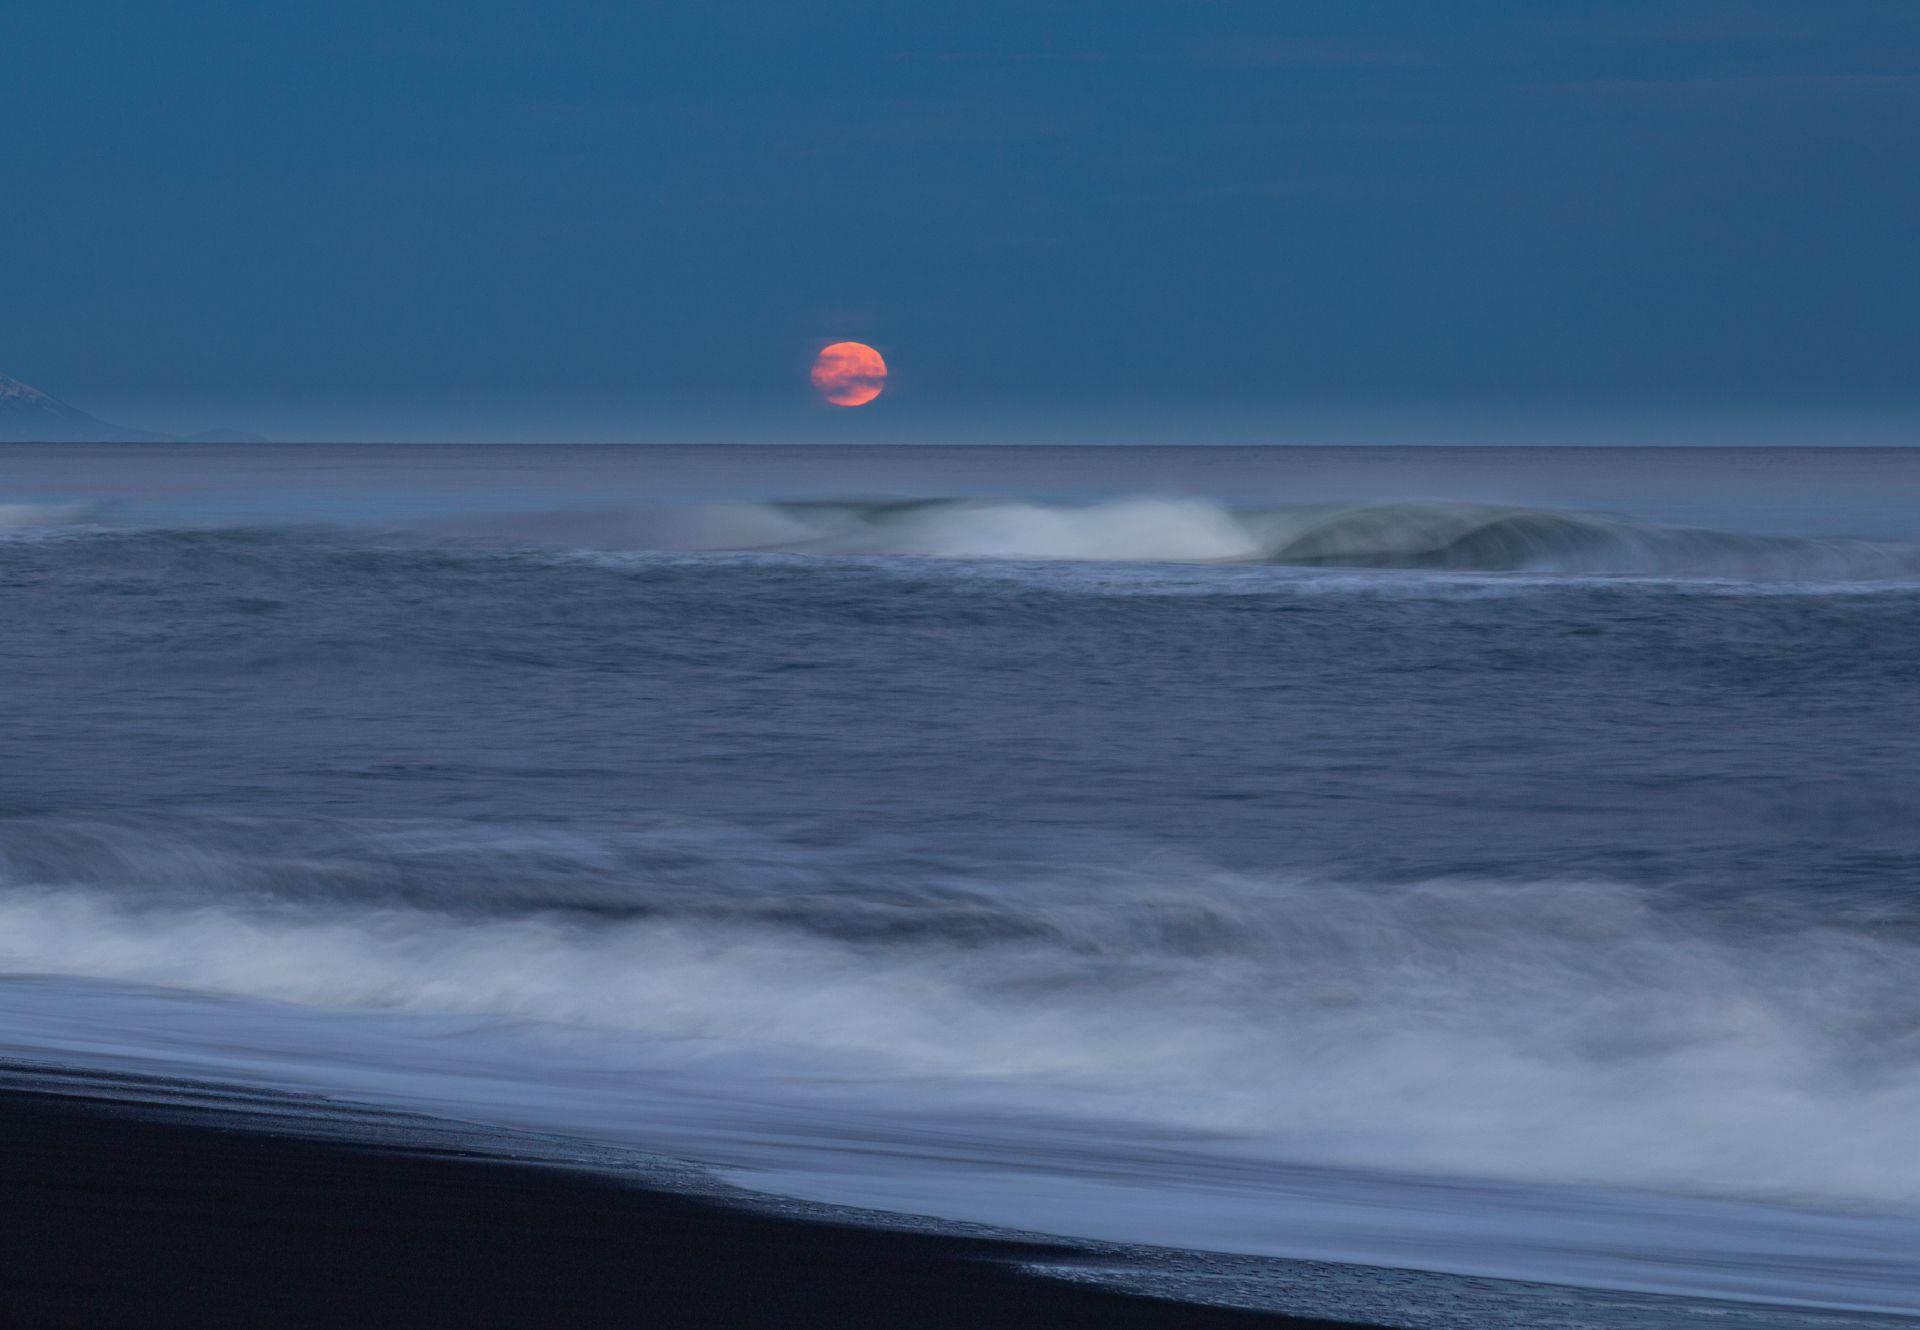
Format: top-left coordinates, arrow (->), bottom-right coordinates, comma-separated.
0,1062 -> 1374,1330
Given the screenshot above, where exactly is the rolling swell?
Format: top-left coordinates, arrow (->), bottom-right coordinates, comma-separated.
420,497 -> 1920,578
5,497 -> 1915,579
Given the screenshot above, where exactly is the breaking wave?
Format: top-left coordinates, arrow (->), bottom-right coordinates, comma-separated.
423,497 -> 1920,579
3,813 -> 1918,1207
5,494 -> 1913,579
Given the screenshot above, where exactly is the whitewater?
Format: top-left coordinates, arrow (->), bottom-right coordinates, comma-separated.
2,444 -> 1918,1326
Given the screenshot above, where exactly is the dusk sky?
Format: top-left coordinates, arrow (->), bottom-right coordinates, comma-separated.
4,0 -> 1917,443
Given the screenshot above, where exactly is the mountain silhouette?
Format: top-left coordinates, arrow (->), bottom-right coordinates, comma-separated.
0,372 -> 169,442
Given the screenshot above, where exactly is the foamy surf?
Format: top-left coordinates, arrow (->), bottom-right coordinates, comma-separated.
2,815 -> 1917,1213
3,848 -> 1919,1317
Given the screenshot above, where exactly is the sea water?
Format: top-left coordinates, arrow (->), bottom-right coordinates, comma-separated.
2,444 -> 1917,1324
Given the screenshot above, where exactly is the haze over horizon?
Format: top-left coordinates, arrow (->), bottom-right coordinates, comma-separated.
4,0 -> 1917,445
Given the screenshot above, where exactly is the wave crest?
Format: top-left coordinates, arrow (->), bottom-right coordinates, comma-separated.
430,498 -> 1920,579
4,814 -> 1919,1206
7,493 -> 1913,578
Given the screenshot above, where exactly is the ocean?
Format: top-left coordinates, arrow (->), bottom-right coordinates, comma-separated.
2,444 -> 1917,1326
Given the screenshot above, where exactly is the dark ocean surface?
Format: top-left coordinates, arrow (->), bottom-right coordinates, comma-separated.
2,445 -> 1917,1325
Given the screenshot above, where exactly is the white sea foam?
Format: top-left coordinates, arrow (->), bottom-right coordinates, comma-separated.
4,818 -> 1920,1313
2,837 -> 1915,1206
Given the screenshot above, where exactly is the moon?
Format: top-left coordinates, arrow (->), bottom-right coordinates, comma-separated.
811,341 -> 887,407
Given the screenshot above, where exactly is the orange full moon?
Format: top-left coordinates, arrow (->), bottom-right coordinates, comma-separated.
811,341 -> 887,407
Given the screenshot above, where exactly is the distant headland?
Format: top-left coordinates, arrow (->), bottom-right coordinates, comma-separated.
0,372 -> 264,443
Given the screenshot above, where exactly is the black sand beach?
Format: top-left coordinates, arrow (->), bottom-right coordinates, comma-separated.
0,1067 -> 1377,1330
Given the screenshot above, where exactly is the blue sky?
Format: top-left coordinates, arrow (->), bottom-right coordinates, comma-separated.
3,0 -> 1916,442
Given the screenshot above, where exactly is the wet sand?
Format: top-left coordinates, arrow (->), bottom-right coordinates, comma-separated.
0,1068 -> 1379,1330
